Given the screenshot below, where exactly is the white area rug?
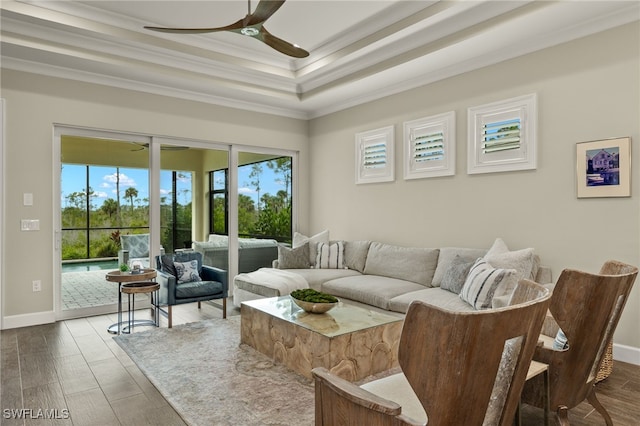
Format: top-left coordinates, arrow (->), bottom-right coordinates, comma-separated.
114,317 -> 315,426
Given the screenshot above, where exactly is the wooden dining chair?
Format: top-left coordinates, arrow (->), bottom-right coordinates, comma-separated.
312,279 -> 552,425
522,260 -> 638,426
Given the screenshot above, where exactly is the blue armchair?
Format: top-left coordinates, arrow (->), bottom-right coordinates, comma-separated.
155,251 -> 227,328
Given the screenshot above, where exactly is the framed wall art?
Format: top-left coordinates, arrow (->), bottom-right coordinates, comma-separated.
576,137 -> 631,198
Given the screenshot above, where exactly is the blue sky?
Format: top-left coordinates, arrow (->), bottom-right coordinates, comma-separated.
61,164 -> 285,208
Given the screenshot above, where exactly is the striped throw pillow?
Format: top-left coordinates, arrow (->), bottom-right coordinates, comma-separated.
460,258 -> 517,309
315,241 -> 346,269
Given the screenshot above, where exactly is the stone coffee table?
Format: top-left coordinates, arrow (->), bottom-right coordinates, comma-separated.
240,296 -> 403,381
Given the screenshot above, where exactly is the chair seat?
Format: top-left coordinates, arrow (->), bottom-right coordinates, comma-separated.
176,280 -> 223,299
360,373 -> 427,424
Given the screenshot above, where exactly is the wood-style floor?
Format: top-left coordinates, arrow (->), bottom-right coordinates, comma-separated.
1,301 -> 639,425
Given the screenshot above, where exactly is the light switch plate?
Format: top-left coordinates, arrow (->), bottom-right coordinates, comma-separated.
21,219 -> 40,231
23,193 -> 33,206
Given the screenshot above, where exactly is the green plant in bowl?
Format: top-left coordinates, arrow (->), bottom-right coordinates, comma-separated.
290,289 -> 338,313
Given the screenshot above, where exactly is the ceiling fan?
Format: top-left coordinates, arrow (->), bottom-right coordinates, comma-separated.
144,0 -> 309,58
130,142 -> 188,152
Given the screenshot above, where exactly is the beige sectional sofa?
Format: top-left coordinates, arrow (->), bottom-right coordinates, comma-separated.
233,233 -> 551,314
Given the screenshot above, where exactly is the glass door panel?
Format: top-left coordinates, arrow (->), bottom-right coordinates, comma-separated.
60,137 -> 149,317
235,152 -> 293,274
161,143 -> 229,272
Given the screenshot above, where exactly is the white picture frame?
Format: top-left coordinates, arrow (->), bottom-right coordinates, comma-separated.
576,137 -> 631,198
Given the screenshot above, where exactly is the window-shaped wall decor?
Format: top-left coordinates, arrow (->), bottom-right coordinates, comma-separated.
355,125 -> 395,184
404,111 -> 455,179
467,93 -> 537,174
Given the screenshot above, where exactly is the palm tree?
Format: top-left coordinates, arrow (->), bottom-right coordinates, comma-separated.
124,187 -> 138,212
100,198 -> 118,219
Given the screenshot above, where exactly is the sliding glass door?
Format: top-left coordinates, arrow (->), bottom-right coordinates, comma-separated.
54,127 -> 296,320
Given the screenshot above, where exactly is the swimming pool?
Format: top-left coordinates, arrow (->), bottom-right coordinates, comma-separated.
61,259 -> 118,272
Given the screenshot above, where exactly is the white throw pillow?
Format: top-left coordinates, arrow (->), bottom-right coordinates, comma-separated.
293,230 -> 329,266
483,237 -> 539,296
460,258 -> 517,310
174,260 -> 201,284
315,241 -> 346,269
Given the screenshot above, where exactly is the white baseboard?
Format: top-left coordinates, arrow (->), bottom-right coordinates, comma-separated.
613,343 -> 640,366
2,311 -> 56,330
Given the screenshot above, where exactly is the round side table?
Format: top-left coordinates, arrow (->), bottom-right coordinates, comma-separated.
105,268 -> 157,335
121,281 -> 160,333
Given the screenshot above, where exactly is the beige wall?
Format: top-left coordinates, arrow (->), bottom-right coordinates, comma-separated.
0,71 -> 309,319
1,22 -> 639,358
309,23 -> 640,351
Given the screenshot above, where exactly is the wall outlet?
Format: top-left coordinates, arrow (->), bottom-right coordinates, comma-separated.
32,280 -> 41,292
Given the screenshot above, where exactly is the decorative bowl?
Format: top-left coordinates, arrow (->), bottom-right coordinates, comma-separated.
290,289 -> 339,314
291,297 -> 338,314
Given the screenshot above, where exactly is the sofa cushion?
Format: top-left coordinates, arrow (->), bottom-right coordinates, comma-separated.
277,243 -> 310,269
343,240 -> 371,273
484,238 -> 538,281
389,288 -> 476,314
459,258 -> 518,310
315,241 -> 345,269
176,280 -> 223,299
431,247 -> 487,287
440,255 -> 475,294
279,269 -> 361,291
207,234 -> 229,245
321,275 -> 425,310
293,230 -> 329,266
363,242 -> 439,286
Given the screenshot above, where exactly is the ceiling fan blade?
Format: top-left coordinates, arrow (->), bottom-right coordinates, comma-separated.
247,0 -> 286,26
145,18 -> 245,34
258,26 -> 309,58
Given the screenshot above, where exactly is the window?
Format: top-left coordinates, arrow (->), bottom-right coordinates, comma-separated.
467,93 -> 537,174
355,125 -> 395,184
404,111 -> 455,179
210,155 -> 292,243
210,169 -> 228,235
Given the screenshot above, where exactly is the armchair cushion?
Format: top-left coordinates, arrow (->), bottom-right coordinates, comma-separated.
176,280 -> 224,299
159,254 -> 177,277
121,233 -> 150,258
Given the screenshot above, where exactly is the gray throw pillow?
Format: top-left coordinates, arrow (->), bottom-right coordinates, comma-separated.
343,240 -> 371,272
277,243 -> 311,269
160,254 -> 177,277
441,255 -> 474,294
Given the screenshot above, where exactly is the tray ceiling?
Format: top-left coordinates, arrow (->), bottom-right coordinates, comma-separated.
1,0 -> 638,119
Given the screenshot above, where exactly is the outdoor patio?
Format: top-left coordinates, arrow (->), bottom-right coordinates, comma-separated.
61,269 -> 120,310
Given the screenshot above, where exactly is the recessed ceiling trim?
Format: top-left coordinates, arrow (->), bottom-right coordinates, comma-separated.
3,1 -> 296,78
